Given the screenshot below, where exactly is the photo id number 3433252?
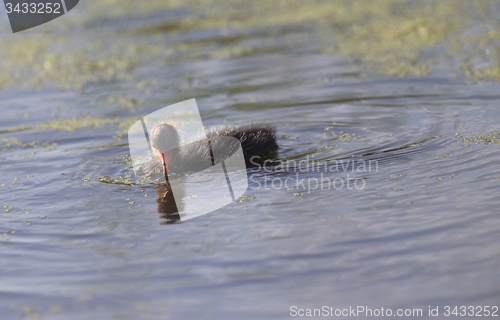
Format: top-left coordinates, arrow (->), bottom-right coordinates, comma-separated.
5,2 -> 62,14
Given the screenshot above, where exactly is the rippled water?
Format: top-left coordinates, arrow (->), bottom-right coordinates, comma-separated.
1,1 -> 500,319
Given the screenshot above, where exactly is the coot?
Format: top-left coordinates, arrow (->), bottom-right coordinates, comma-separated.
143,121 -> 278,177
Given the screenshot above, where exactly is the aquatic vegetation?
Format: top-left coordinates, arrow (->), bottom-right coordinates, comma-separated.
455,131 -> 500,145
457,30 -> 500,81
1,138 -> 58,150
0,0 -> 499,91
1,138 -> 38,148
36,115 -> 122,132
182,195 -> 199,201
238,195 -> 255,202
3,115 -> 143,141
120,154 -> 133,164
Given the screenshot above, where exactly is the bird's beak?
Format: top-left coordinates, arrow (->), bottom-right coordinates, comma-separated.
160,152 -> 171,174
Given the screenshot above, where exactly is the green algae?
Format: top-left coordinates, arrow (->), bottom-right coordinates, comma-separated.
36,115 -> 122,132
238,195 -> 255,202
93,172 -> 160,186
2,115 -> 143,142
458,30 -> 500,81
0,0 -> 499,91
1,138 -> 58,150
1,138 -> 39,148
0,36 -> 141,90
455,131 -> 500,145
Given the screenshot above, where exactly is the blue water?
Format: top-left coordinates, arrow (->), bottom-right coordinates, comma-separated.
1,1 -> 499,319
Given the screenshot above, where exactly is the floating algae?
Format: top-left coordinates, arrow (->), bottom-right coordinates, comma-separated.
1,138 -> 58,150
455,131 -> 500,146
3,115 -> 143,141
0,0 -> 499,91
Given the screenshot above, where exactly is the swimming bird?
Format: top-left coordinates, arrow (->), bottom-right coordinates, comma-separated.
143,121 -> 278,178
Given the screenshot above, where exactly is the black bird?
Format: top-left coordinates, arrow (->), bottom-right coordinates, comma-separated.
144,121 -> 278,177
142,121 -> 277,224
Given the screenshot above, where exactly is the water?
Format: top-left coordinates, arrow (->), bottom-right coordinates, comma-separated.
1,1 -> 500,319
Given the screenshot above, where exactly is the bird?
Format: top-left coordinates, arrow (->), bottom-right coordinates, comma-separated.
142,121 -> 278,179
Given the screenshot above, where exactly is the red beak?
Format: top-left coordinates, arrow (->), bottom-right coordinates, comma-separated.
161,152 -> 170,173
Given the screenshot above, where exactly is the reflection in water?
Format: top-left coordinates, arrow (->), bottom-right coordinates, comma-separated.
155,183 -> 181,224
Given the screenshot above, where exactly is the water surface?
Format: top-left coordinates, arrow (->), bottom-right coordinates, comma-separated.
1,1 -> 500,319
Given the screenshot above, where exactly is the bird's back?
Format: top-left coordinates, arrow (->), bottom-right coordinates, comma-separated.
207,124 -> 278,166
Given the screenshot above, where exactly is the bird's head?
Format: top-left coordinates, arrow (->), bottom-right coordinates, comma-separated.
149,121 -> 180,173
